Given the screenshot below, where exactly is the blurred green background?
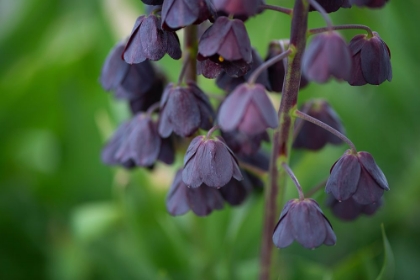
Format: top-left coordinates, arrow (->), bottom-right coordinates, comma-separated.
1,0 -> 419,279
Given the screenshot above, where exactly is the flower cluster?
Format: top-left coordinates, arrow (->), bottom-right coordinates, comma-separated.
100,0 -> 392,263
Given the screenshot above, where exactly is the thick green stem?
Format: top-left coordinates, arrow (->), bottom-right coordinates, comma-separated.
183,25 -> 197,82
259,1 -> 309,279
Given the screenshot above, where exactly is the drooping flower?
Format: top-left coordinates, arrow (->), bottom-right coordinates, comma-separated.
123,14 -> 182,64
326,195 -> 383,221
348,32 -> 392,86
326,150 -> 389,204
166,169 -> 224,216
302,32 -> 352,83
273,199 -> 336,249
182,135 -> 242,188
350,0 -> 389,8
218,83 -> 278,135
212,0 -> 264,19
158,81 -> 215,138
293,99 -> 345,151
197,16 -> 252,78
161,0 -> 211,30
222,129 -> 269,156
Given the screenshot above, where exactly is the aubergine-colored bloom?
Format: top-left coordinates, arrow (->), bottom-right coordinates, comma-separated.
222,130 -> 269,156
302,32 -> 352,83
212,0 -> 263,19
182,135 -> 242,188
100,41 -> 157,100
102,113 -> 174,168
309,0 -> 351,13
129,71 -> 166,114
350,0 -> 389,8
158,81 -> 215,138
216,48 -> 271,92
273,199 -> 336,249
219,170 -> 259,206
161,0 -> 211,30
327,195 -> 383,221
237,149 -> 270,172
326,150 -> 389,204
265,40 -> 308,93
142,0 -> 163,5
123,15 -> 182,64
197,16 -> 252,78
166,169 -> 224,216
348,32 -> 392,86
293,100 -> 344,151
218,83 -> 278,135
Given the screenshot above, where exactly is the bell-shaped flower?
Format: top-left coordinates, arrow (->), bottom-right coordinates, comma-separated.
182,135 -> 243,188
293,99 -> 345,151
197,16 -> 252,78
166,169 -> 224,216
348,32 -> 392,86
302,32 -> 352,83
326,150 -> 389,204
273,199 -> 336,249
158,81 -> 215,138
123,14 -> 182,64
309,0 -> 351,13
222,130 -> 269,156
212,0 -> 263,19
326,195 -> 383,221
161,0 -> 211,30
218,83 -> 278,135
350,0 -> 389,8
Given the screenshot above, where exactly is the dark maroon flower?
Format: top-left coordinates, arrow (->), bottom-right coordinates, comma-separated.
222,130 -> 269,156
218,83 -> 278,135
293,100 -> 344,151
219,170 -> 260,206
158,81 -> 215,138
327,195 -> 383,221
100,41 -> 157,100
348,32 -> 392,86
128,70 -> 166,114
216,48 -> 271,92
166,169 -> 225,216
123,14 -> 182,64
309,0 -> 351,13
302,32 -> 352,83
212,0 -> 263,19
265,40 -> 308,93
102,113 -> 175,167
350,0 -> 389,8
141,0 -> 164,6
161,0 -> 211,30
326,150 -> 389,204
273,199 -> 336,249
197,16 -> 252,78
182,135 -> 242,188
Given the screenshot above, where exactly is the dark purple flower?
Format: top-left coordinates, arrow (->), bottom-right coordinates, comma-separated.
265,40 -> 308,93
302,32 -> 352,83
212,0 -> 263,19
348,32 -> 392,86
273,199 -> 336,249
102,113 -> 175,168
161,0 -> 211,30
237,150 -> 270,172
142,0 -> 164,5
158,81 -> 215,138
123,14 -> 182,64
293,100 -> 344,151
197,16 -> 252,78
218,83 -> 278,135
182,135 -> 242,188
166,169 -> 225,216
222,130 -> 269,156
216,48 -> 271,92
100,41 -> 157,100
327,195 -> 383,221
326,150 -> 389,204
309,0 -> 351,13
350,0 -> 389,8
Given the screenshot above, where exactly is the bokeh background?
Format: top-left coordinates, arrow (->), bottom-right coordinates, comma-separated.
1,0 -> 419,279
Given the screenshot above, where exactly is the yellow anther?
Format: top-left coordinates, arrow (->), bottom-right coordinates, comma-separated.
218,55 -> 224,62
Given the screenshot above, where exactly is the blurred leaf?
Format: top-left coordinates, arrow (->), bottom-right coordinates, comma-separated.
376,224 -> 395,280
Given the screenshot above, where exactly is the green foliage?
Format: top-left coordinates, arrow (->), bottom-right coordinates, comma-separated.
1,0 -> 419,279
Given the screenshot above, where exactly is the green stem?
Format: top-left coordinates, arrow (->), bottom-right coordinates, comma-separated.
308,24 -> 374,37
259,1 -> 309,279
183,25 -> 198,82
